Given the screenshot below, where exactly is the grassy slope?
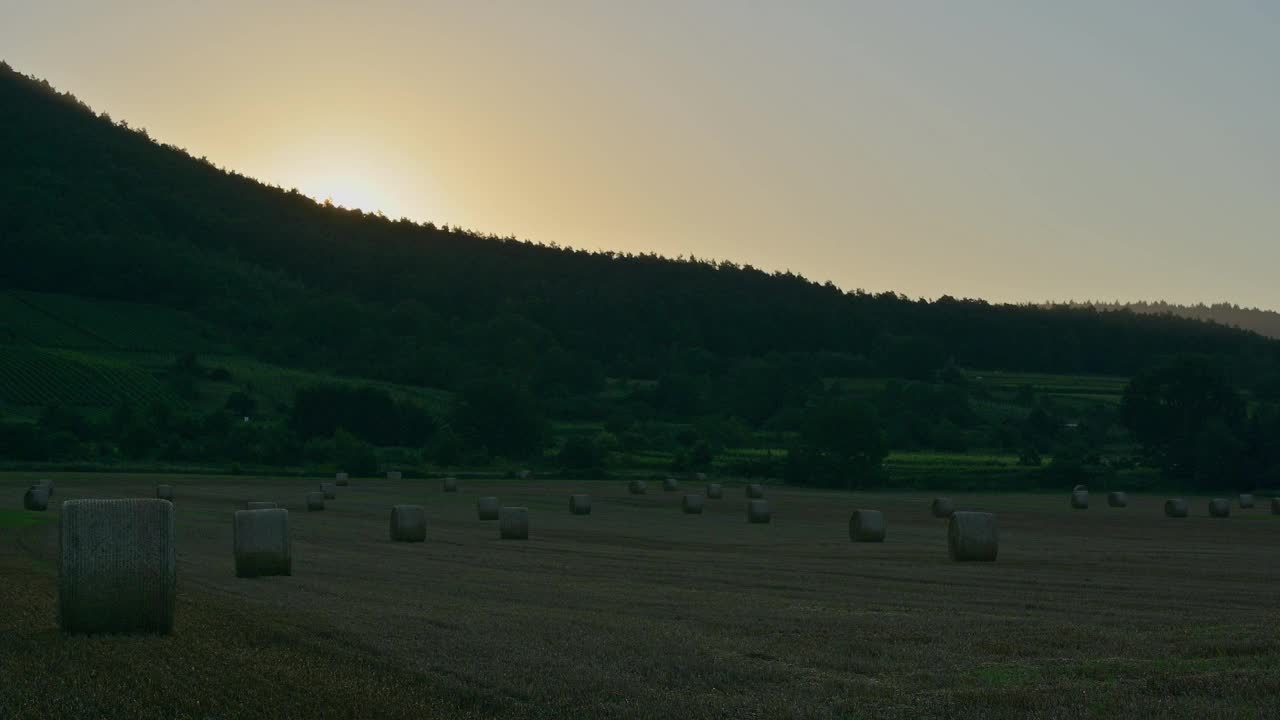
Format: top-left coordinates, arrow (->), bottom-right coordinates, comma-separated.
0,291 -> 451,423
3,472 -> 1278,719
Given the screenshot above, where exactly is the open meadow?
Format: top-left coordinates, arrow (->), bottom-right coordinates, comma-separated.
3,473 -> 1279,719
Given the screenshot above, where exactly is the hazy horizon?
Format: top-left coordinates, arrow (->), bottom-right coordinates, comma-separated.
4,1 -> 1278,309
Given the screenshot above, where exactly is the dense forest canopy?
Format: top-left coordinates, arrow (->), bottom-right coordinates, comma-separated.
1054,301 -> 1280,341
4,62 -> 1280,489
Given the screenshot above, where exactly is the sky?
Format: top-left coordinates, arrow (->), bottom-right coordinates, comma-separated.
3,1 -> 1279,307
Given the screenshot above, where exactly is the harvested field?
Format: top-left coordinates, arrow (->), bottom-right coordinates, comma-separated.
2,472 -> 1279,719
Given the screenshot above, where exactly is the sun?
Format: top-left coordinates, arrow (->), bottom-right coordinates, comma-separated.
302,171 -> 388,215
271,138 -> 447,223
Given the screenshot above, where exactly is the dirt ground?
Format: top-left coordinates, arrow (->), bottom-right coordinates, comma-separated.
2,472 -> 1278,719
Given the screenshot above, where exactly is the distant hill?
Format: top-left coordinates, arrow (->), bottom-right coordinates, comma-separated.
4,61 -> 1276,391
1054,301 -> 1280,341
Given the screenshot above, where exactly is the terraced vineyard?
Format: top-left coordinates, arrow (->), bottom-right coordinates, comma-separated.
0,347 -> 175,407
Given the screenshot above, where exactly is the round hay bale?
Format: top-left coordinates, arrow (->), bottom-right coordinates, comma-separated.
443,477 -> 459,493
849,509 -> 886,542
23,485 -> 50,511
1107,491 -> 1128,508
37,479 -> 53,497
1164,498 -> 1189,518
930,498 -> 955,518
706,483 -> 723,499
60,498 -> 176,634
1073,484 -> 1088,493
694,472 -> 708,481
390,505 -> 427,542
233,508 -> 291,578
570,494 -> 592,515
335,472 -> 349,487
155,485 -> 173,501
477,496 -> 500,521
387,471 -> 403,482
320,482 -> 337,500
246,501 -> 277,510
746,484 -> 765,499
1071,490 -> 1089,510
682,494 -> 705,514
500,507 -> 529,539
305,492 -> 325,511
747,499 -> 771,524
948,511 -> 998,562
518,470 -> 532,480
1238,493 -> 1254,509
1209,498 -> 1231,518
1272,498 -> 1280,515
663,477 -> 679,492
628,480 -> 647,495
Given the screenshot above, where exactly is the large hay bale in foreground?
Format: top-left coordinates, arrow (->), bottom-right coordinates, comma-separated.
948,511 -> 998,562
1209,498 -> 1231,518
663,477 -> 679,492
443,477 -> 458,493
747,499 -> 771,524
746,484 -> 765,499
628,480 -> 647,495
1071,490 -> 1089,510
477,496 -> 500,520
60,498 -> 176,633
931,498 -> 955,518
305,492 -> 325,511
23,485 -> 49,511
1165,498 -> 1189,518
1107,491 -> 1128,508
233,509 -> 291,578
390,505 -> 427,542
387,471 -> 402,481
849,509 -> 886,542
1239,494 -> 1255,509
246,501 -> 277,510
682,494 -> 705,514
320,482 -> 336,500
500,507 -> 529,539
706,483 -> 723,499
335,472 -> 349,487
155,485 -> 173,501
570,494 -> 592,515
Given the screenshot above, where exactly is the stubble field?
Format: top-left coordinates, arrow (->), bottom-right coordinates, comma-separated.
2,472 -> 1278,719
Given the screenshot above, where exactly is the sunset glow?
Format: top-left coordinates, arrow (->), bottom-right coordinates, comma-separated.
4,1 -> 1279,307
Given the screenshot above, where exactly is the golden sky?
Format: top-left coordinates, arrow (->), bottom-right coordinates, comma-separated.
4,1 -> 1279,307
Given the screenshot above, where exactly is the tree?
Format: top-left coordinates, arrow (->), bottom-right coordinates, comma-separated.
452,378 -> 550,459
1120,355 -> 1246,486
333,428 -> 379,476
225,391 -> 256,417
558,434 -> 608,472
784,400 -> 888,489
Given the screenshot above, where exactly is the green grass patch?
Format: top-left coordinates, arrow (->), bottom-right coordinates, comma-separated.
0,510 -> 54,529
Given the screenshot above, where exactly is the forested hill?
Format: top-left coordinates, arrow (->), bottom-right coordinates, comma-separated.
1057,301 -> 1280,341
3,60 -> 1278,393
